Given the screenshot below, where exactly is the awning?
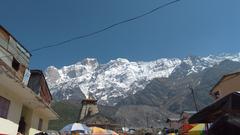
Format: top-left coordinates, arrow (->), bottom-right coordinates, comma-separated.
208,113 -> 240,135
188,124 -> 206,135
189,92 -> 240,124
179,124 -> 195,135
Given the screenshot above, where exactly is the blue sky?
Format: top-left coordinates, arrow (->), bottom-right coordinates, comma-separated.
1,0 -> 240,69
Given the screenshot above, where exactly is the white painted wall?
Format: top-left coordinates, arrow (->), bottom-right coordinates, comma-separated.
31,109 -> 50,132
20,106 -> 50,134
0,86 -> 23,135
0,118 -> 19,135
0,84 -> 51,135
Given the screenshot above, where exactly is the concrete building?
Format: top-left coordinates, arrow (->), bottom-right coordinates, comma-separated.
0,25 -> 58,135
210,72 -> 240,100
166,118 -> 180,129
179,111 -> 196,126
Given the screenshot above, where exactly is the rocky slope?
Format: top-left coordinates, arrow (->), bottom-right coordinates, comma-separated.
47,53 -> 240,128
118,60 -> 240,113
45,53 -> 240,106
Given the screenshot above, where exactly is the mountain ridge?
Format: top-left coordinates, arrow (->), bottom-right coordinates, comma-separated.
47,53 -> 240,129
45,53 -> 240,106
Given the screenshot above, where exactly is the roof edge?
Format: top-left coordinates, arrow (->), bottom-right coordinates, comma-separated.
0,25 -> 32,57
209,72 -> 240,94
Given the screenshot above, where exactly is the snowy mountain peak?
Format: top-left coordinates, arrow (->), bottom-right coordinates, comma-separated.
45,53 -> 240,105
45,66 -> 60,87
108,58 -> 130,66
81,58 -> 99,67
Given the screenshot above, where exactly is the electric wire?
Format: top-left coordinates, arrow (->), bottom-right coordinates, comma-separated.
30,0 -> 180,52
0,0 -> 181,59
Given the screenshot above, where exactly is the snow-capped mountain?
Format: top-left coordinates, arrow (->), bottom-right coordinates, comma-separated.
45,53 -> 240,105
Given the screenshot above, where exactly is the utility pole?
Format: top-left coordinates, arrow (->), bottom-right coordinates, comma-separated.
188,85 -> 199,112
146,115 -> 149,128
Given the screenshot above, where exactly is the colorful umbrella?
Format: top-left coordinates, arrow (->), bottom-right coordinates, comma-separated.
91,127 -> 118,135
91,127 -> 106,135
188,124 -> 206,135
60,123 -> 90,134
46,130 -> 60,135
180,124 -> 195,135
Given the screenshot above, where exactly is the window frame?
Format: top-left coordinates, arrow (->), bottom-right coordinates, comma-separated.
12,57 -> 20,71
0,96 -> 10,119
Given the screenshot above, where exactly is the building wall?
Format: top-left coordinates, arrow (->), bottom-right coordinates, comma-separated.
0,28 -> 10,42
0,84 -> 50,135
28,116 -> 41,135
0,27 -> 30,81
0,86 -> 23,134
0,46 -> 14,71
22,107 -> 50,134
80,103 -> 99,120
181,113 -> 191,124
31,109 -> 50,132
169,121 -> 180,129
39,76 -> 52,104
213,75 -> 240,100
21,106 -> 34,135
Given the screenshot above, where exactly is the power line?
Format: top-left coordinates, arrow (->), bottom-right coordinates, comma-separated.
30,0 -> 180,53
0,0 -> 181,60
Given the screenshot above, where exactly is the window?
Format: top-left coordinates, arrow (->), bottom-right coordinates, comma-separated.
0,96 -> 10,118
12,57 -> 20,71
214,91 -> 220,99
38,118 -> 43,130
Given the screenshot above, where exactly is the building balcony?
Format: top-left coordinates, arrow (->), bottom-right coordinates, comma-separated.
0,26 -> 31,82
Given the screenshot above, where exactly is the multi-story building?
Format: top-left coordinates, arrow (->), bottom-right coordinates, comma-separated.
0,25 -> 58,135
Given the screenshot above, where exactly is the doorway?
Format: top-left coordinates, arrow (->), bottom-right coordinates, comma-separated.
18,106 -> 32,135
